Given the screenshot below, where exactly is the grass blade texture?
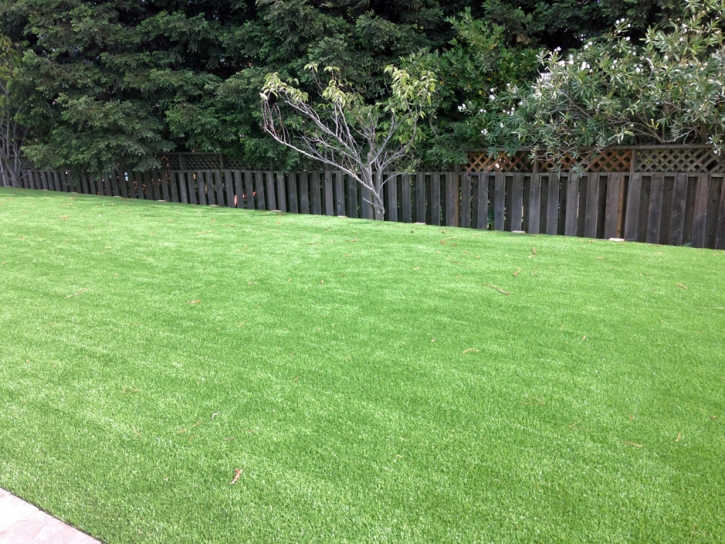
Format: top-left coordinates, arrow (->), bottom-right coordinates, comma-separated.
0,187 -> 724,542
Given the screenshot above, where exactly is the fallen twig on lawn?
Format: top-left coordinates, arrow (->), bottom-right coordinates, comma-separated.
64,288 -> 87,299
486,284 -> 510,295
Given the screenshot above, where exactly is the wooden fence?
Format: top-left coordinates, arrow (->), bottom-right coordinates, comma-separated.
8,167 -> 725,249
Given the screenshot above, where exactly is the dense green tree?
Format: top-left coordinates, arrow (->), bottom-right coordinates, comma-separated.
0,0 -> 684,172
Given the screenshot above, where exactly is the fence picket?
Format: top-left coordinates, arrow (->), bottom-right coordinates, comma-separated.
510,173 -> 523,231
691,173 -> 710,248
604,173 -> 621,239
324,170 -> 333,215
715,176 -> 725,249
445,172 -> 456,227
430,172 -> 441,226
242,170 -> 253,209
400,173 -> 412,223
460,173 -> 471,228
311,172 -> 322,215
288,172 -> 298,213
255,171 -> 266,210
347,174 -> 358,218
299,172 -> 310,214
546,174 -> 560,235
623,173 -> 643,241
415,173 -> 425,222
528,174 -> 541,234
334,171 -> 345,216
493,173 -> 505,231
646,172 -> 665,243
361,185 -> 373,219
387,173 -> 398,222
262,171 -> 274,210
705,174 -> 723,248
584,173 -> 600,238
276,172 -> 286,212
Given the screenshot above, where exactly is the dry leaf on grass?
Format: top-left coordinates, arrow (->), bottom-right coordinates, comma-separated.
531,247 -> 537,255
513,268 -> 521,277
677,283 -> 688,290
440,237 -> 458,245
676,432 -> 682,442
230,469 -> 243,485
192,419 -> 202,428
431,338 -> 436,343
131,426 -> 142,437
462,348 -> 479,354
623,441 -> 643,448
189,299 -> 201,305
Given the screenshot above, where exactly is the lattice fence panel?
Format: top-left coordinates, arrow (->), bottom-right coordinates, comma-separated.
465,151 -> 532,172
536,149 -> 632,173
634,148 -> 723,172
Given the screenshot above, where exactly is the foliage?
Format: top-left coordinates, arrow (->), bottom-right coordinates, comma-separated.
0,34 -> 26,186
403,10 -> 538,166
261,64 -> 436,219
480,0 -> 725,170
0,0 -> 689,172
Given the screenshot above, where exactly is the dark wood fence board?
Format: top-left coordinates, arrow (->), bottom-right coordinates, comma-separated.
472,174 -> 486,230
494,173 -> 505,231
668,173 -> 688,245
584,174 -> 600,238
299,173 -> 310,214
460,173 -> 471,228
324,170 -> 334,215
691,174 -> 710,248
242,170 -> 254,209
527,174 -> 541,234
546,174 -> 560,235
263,171 -> 274,210
415,173 -> 426,222
705,174 -> 723,249
276,172 -> 287,212
223,170 -> 234,207
658,174 -> 675,244
111,172 -> 121,197
362,185 -> 374,219
430,173 -> 441,226
168,171 -> 179,202
287,173 -> 298,213
715,176 -> 725,249
401,173 -> 412,223
510,173 -> 523,232
255,171 -> 266,210
445,172 -> 456,226
215,170 -> 225,206
623,173 -> 643,241
347,174 -> 358,218
604,173 -> 621,239
634,175 -> 650,242
387,174 -> 398,222
646,173 -> 664,243
334,171 -> 345,216
564,173 -> 580,236
310,172 -> 322,215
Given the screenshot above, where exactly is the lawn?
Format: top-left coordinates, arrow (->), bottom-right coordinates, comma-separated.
0,187 -> 724,543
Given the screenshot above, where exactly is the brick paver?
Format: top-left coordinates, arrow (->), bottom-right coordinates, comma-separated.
0,488 -> 100,544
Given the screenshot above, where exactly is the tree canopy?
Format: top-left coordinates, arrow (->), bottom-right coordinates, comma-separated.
0,0 -> 684,172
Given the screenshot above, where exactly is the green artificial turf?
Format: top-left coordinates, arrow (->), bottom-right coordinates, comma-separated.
0,187 -> 724,543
